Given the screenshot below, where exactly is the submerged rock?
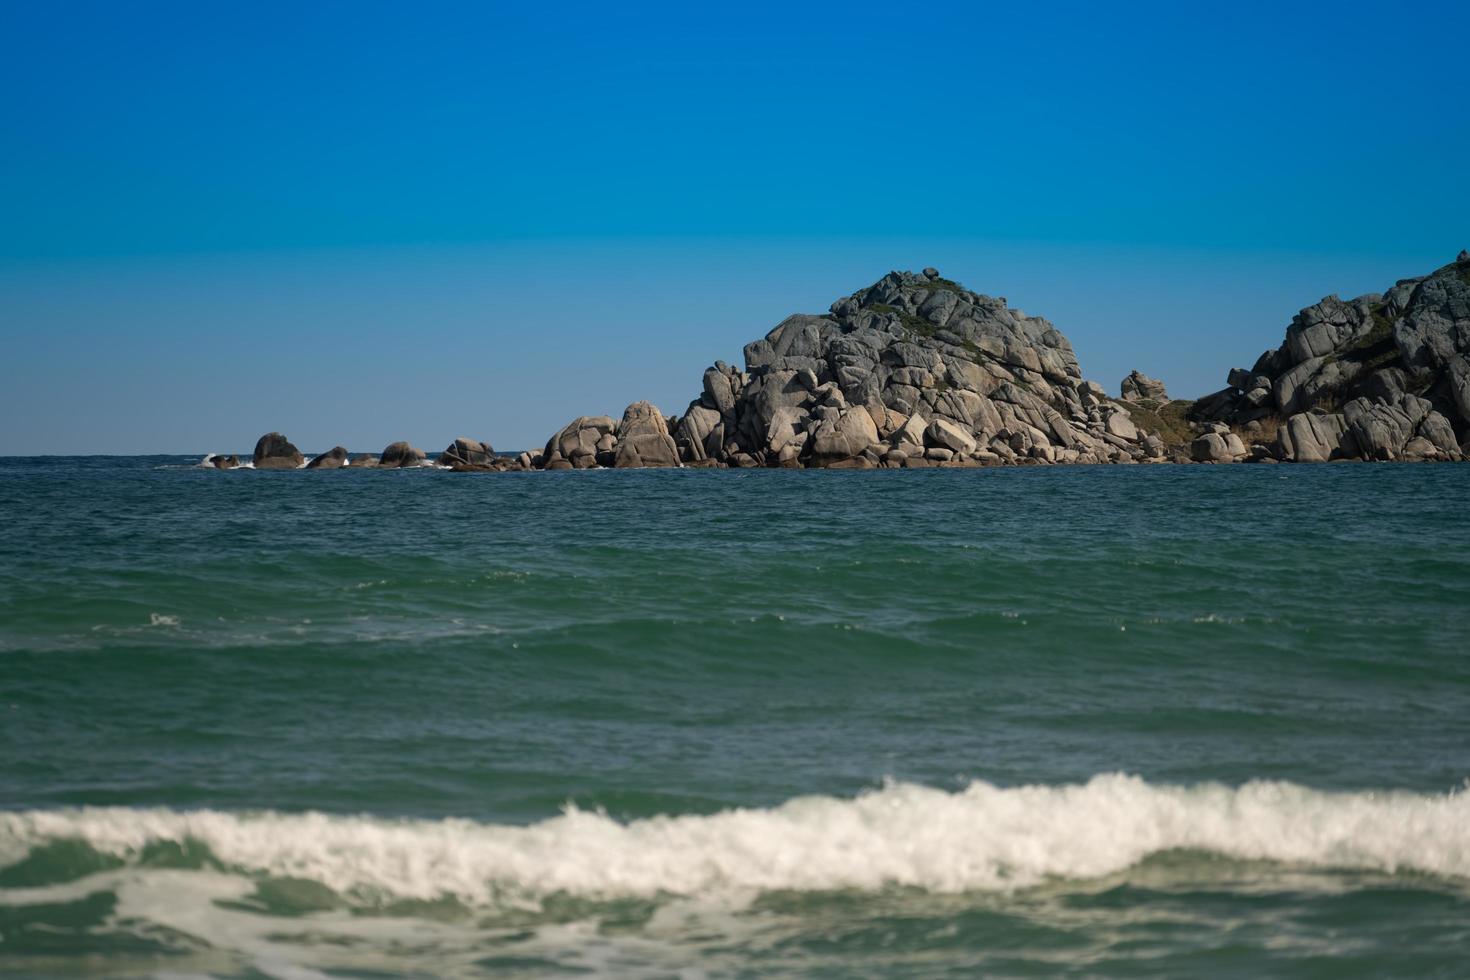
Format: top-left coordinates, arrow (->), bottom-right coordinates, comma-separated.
210,454 -> 240,470
253,432 -> 304,469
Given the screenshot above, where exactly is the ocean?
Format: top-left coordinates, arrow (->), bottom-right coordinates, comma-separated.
1,456 -> 1468,978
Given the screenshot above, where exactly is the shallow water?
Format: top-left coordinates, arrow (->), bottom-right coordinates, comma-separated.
1,457 -> 1468,977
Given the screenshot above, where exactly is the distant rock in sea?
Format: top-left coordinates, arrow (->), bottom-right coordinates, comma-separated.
253,432 -> 303,469
230,254 -> 1470,471
1193,251 -> 1470,463
379,442 -> 428,468
307,446 -> 349,469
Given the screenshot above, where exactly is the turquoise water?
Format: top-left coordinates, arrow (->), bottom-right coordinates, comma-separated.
2,457 -> 1469,977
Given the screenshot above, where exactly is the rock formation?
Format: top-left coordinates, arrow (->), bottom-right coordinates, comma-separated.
253,433 -> 303,469
230,254 -> 1469,472
378,442 -> 427,468
1193,251 -> 1469,462
306,446 -> 349,469
437,438 -> 495,468
1120,370 -> 1168,402
655,267 -> 1160,468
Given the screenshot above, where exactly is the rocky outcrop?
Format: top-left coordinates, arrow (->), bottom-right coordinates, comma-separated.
229,256 -> 1469,473
644,267 -> 1164,469
1120,370 -> 1168,403
253,432 -> 303,469
307,446 -> 349,469
379,442 -> 427,468
544,415 -> 618,469
436,438 -> 495,468
209,454 -> 240,469
1196,251 -> 1469,463
614,401 -> 680,468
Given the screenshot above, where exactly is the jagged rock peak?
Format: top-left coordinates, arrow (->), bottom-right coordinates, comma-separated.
1120,370 -> 1168,403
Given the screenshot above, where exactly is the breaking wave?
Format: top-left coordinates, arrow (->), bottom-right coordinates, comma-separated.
3,774 -> 1466,907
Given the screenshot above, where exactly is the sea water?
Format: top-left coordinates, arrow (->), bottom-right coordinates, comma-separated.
1,457 -> 1468,977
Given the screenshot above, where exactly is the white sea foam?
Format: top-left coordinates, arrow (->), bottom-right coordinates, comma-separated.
1,775 -> 1466,907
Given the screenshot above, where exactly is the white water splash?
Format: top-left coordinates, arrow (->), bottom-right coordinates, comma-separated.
2,774 -> 1467,907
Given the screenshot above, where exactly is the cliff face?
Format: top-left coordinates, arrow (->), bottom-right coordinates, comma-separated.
1194,251 -> 1470,462
658,268 -> 1160,468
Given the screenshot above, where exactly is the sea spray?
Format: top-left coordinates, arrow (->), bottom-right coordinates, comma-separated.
4,775 -> 1468,908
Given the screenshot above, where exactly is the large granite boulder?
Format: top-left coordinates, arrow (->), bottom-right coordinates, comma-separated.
544,415 -> 617,468
253,432 -> 304,469
437,438 -> 495,467
614,401 -> 680,468
306,446 -> 349,469
1120,370 -> 1168,402
379,442 -> 427,468
1189,428 -> 1248,463
808,406 -> 880,464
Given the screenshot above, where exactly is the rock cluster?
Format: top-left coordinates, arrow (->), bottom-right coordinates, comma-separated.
1193,251 -> 1470,462
223,256 -> 1470,472
647,267 -> 1166,468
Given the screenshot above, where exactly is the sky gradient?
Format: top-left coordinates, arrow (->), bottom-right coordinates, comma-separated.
3,0 -> 1467,453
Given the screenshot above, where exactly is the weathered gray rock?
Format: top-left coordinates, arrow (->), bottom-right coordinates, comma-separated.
253,432 -> 304,469
1197,252 -> 1470,455
1279,413 -> 1350,463
379,442 -> 427,468
306,446 -> 349,469
925,418 -> 977,455
1120,370 -> 1168,402
436,438 -> 495,467
808,406 -> 879,463
614,401 -> 680,468
545,416 -> 617,466
1189,431 -> 1247,463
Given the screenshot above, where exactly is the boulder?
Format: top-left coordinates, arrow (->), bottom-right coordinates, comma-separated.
379,441 -> 427,468
210,454 -> 239,470
1279,413 -> 1349,462
890,412 -> 929,450
253,432 -> 304,469
437,438 -> 495,467
1104,409 -> 1139,441
808,406 -> 880,463
1189,431 -> 1247,463
306,446 -> 349,469
546,415 -> 618,466
925,418 -> 977,455
348,454 -> 379,468
614,401 -> 680,468
1119,370 -> 1168,402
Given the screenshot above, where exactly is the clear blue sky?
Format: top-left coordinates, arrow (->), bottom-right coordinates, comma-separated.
2,0 -> 1466,454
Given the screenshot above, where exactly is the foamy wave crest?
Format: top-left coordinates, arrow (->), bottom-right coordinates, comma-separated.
2,775 -> 1466,905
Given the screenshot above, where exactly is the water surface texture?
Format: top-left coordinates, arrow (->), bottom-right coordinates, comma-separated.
2,458 -> 1469,977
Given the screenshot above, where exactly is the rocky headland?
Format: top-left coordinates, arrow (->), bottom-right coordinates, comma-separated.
214,252 -> 1470,471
